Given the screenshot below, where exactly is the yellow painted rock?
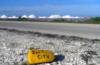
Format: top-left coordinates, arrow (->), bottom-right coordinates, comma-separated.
27,49 -> 55,64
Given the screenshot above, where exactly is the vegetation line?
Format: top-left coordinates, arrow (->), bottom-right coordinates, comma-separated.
0,17 -> 100,24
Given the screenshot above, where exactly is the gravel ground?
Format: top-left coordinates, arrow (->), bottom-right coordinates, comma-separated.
0,29 -> 100,65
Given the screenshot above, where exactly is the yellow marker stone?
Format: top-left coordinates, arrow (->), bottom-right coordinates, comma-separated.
27,49 -> 55,64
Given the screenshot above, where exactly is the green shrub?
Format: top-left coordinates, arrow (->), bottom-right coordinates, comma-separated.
90,17 -> 100,24
18,16 -> 28,21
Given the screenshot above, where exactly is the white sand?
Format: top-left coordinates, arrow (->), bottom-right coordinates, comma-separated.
0,29 -> 100,65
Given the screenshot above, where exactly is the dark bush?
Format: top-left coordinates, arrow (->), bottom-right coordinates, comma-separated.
90,17 -> 100,24
17,16 -> 28,21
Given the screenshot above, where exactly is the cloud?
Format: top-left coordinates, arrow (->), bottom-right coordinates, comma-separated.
62,15 -> 72,18
8,16 -> 18,19
0,14 -> 82,19
28,15 -> 36,18
62,15 -> 81,19
38,16 -> 47,18
21,14 -> 36,18
48,14 -> 81,19
48,14 -> 62,18
74,16 -> 80,19
0,15 -> 7,18
21,15 -> 28,18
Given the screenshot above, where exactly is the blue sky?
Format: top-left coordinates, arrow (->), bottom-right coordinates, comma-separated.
0,0 -> 100,16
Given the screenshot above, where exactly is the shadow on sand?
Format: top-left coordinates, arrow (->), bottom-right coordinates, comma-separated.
54,54 -> 65,61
